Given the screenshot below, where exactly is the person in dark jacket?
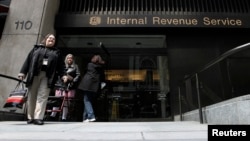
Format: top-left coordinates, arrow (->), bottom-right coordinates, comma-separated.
18,33 -> 62,125
78,54 -> 105,122
50,54 -> 81,121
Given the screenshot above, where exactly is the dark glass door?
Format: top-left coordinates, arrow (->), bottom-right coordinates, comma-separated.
102,53 -> 170,121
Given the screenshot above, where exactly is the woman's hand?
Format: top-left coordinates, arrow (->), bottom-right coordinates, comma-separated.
18,73 -> 25,80
62,75 -> 68,83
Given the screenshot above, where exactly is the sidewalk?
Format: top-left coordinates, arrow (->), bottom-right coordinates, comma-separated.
0,121 -> 208,141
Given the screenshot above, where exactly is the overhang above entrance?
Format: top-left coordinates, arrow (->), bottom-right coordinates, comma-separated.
57,35 -> 166,49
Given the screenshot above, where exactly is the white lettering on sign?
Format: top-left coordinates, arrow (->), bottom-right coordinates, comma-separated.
107,17 -> 147,25
152,17 -> 198,25
203,17 -> 242,26
101,16 -> 244,27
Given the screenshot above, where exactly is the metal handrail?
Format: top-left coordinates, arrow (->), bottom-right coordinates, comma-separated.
184,42 -> 250,80
179,42 -> 250,123
0,74 -> 26,83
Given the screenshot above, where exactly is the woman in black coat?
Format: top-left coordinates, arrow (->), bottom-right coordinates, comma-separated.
18,33 -> 62,125
78,54 -> 105,122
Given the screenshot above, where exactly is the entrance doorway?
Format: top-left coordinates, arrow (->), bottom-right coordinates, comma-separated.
58,35 -> 171,121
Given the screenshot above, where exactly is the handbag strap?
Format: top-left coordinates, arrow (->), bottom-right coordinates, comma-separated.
14,81 -> 25,90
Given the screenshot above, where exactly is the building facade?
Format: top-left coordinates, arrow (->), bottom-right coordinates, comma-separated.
0,0 -> 250,122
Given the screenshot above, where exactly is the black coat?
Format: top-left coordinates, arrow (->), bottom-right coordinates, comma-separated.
20,44 -> 61,88
78,62 -> 105,93
62,64 -> 81,89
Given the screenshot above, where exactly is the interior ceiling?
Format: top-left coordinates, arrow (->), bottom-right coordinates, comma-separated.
57,35 -> 166,48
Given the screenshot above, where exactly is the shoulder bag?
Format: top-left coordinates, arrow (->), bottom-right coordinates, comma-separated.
3,81 -> 28,109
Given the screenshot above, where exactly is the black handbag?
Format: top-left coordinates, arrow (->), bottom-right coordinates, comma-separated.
3,81 -> 28,109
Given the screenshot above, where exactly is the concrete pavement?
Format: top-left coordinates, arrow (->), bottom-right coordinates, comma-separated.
0,121 -> 208,141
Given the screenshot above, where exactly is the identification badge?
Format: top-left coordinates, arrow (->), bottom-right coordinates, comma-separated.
43,58 -> 48,65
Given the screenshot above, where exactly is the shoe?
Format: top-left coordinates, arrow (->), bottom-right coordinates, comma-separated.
27,119 -> 34,124
62,119 -> 67,122
83,118 -> 96,122
89,118 -> 96,122
83,119 -> 89,122
34,120 -> 44,125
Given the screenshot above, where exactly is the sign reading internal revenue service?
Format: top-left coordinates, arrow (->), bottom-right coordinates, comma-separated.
56,14 -> 250,28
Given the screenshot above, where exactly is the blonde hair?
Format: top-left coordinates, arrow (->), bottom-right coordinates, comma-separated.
65,54 -> 75,67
